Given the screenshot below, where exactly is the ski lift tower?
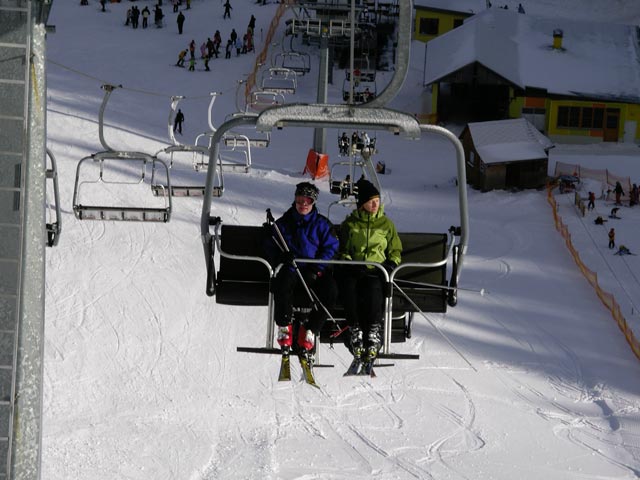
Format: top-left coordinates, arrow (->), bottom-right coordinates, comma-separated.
290,0 -> 410,152
0,1 -> 54,478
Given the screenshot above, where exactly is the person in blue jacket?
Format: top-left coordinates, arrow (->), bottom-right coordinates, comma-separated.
264,182 -> 339,354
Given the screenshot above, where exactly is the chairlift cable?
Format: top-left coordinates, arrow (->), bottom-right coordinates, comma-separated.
46,58 -> 236,98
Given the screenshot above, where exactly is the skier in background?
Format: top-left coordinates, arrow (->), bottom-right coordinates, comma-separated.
175,49 -> 187,67
141,6 -> 150,28
608,228 -> 616,249
610,207 -> 621,219
177,11 -> 185,34
223,0 -> 232,19
173,109 -> 184,134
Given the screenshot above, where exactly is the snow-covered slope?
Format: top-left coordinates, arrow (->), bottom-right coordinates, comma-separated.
43,1 -> 640,479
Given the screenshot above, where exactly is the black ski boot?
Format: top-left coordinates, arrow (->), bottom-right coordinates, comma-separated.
344,327 -> 365,376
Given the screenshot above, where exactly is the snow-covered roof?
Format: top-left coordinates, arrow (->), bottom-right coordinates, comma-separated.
425,9 -> 640,102
466,117 -> 554,164
413,0 -> 487,15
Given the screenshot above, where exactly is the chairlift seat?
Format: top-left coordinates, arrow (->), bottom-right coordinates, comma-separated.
151,185 -> 223,197
319,232 -> 449,343
74,205 -> 170,222
215,225 -> 271,306
392,233 -> 448,313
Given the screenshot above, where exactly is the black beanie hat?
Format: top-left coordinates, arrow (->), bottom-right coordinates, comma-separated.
295,182 -> 319,202
356,178 -> 380,208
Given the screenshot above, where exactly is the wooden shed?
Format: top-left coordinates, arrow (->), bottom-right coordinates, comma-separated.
460,118 -> 554,191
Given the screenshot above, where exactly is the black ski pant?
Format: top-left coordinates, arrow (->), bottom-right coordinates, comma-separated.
338,267 -> 384,337
271,268 -> 337,334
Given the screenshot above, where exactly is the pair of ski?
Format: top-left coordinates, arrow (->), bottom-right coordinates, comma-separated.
344,357 -> 376,377
278,350 -> 319,388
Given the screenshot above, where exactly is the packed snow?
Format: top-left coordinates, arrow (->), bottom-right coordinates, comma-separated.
43,1 -> 640,479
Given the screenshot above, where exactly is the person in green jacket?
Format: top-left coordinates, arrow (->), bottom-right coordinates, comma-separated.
338,178 -> 402,363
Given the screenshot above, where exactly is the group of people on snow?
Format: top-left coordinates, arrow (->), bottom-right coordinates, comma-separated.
174,17 -> 255,71
264,178 -> 401,368
586,182 -> 639,254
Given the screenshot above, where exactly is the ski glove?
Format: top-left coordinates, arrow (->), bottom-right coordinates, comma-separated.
280,251 -> 295,266
302,267 -> 319,285
382,260 -> 397,274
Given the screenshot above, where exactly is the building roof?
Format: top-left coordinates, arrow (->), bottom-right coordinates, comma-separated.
425,9 -> 640,102
414,0 -> 487,15
465,117 -> 554,164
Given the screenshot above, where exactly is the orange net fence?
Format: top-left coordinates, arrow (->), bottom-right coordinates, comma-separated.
547,185 -> 640,361
554,161 -> 631,194
244,1 -> 292,106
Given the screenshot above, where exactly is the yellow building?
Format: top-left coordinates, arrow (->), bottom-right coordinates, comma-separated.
414,0 -> 487,42
423,9 -> 640,143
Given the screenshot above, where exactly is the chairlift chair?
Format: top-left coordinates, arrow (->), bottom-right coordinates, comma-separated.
45,148 -> 61,247
224,112 -> 271,148
246,90 -> 286,113
199,105 -> 470,363
271,51 -> 311,76
289,18 -> 322,36
260,67 -> 297,95
342,77 -> 377,104
153,144 -> 224,197
72,151 -> 172,222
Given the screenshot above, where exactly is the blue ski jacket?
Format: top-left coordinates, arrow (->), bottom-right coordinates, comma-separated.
265,205 -> 339,272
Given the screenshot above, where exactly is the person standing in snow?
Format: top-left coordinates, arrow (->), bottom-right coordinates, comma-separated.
263,182 -> 339,358
614,181 -> 625,205
177,11 -> 185,34
154,5 -> 164,27
587,191 -> 595,210
206,37 -> 215,58
213,30 -> 222,57
337,178 -> 402,364
608,228 -> 616,249
248,14 -> 256,33
225,39 -> 232,59
141,6 -> 150,28
173,109 -> 184,134
131,6 -> 140,29
223,0 -> 232,19
630,183 -> 638,206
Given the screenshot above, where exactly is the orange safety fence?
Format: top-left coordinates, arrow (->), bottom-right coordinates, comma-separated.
244,0 -> 293,106
547,185 -> 640,361
554,161 -> 632,197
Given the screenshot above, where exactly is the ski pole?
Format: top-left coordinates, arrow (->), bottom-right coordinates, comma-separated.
392,280 -> 477,372
394,278 -> 486,296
